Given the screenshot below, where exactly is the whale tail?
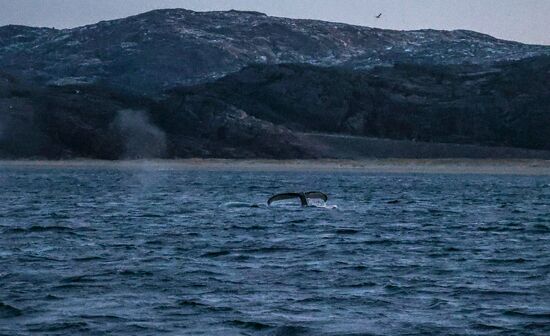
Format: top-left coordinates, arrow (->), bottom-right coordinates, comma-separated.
304,191 -> 328,202
268,191 -> 328,207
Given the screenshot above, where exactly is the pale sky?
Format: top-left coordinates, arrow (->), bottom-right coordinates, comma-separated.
1,0 -> 549,45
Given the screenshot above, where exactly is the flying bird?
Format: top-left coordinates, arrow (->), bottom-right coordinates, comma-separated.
376,13 -> 382,19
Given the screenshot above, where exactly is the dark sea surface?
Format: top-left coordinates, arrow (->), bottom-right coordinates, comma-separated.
1,164 -> 550,335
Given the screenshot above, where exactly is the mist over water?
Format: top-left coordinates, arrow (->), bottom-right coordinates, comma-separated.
0,121 -> 3,141
1,165 -> 549,335
111,110 -> 167,159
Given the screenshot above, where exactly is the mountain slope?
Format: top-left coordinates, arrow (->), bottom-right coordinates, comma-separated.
1,56 -> 549,159
173,55 -> 550,151
0,73 -> 307,159
0,9 -> 549,93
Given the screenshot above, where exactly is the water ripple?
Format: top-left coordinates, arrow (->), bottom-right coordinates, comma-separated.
0,168 -> 549,335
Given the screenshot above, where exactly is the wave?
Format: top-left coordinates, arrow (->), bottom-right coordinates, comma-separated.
177,299 -> 208,308
221,202 -> 262,208
454,287 -> 533,296
286,218 -> 308,224
176,299 -> 233,313
201,250 -> 231,258
117,269 -> 154,277
76,314 -> 126,322
5,225 -> 76,234
73,256 -> 104,262
228,319 -> 272,331
342,281 -> 377,288
61,275 -> 98,283
485,257 -> 530,264
504,309 -> 550,319
472,322 -> 510,331
0,302 -> 23,318
335,228 -> 361,235
239,246 -> 295,254
531,223 -> 550,232
28,321 -> 89,332
227,321 -> 313,335
184,270 -> 225,277
270,325 -> 313,336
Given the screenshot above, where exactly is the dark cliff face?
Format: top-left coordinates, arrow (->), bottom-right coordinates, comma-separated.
1,56 -> 549,159
0,9 -> 548,94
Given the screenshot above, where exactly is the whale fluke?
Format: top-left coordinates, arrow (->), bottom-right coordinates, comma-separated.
268,193 -> 308,206
304,191 -> 328,202
268,191 -> 328,207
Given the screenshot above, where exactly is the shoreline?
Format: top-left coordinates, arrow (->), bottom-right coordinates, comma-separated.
1,158 -> 550,175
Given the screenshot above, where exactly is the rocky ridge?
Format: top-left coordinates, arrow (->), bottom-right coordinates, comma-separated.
0,9 -> 548,93
1,55 -> 549,159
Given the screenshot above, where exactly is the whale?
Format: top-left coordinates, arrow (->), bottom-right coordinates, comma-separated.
268,191 -> 328,207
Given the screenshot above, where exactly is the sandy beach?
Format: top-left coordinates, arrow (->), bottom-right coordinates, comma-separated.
1,159 -> 550,175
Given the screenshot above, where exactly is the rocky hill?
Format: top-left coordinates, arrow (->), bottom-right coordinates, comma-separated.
1,56 -> 549,159
1,9 -> 549,94
1,9 -> 549,159
176,56 -> 550,151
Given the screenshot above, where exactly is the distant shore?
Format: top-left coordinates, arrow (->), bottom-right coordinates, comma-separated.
1,159 -> 550,175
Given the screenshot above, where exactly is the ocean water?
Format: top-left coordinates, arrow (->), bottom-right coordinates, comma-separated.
1,164 -> 549,335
